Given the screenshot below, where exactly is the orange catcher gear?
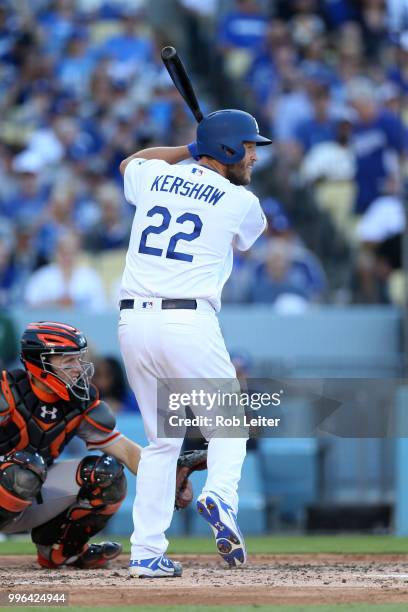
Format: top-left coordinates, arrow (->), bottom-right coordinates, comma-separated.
20,322 -> 94,402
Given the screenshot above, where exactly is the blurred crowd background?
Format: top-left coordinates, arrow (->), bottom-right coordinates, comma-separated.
0,0 -> 407,316
0,0 -> 407,396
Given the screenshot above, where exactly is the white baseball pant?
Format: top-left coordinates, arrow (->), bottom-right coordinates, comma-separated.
118,299 -> 247,560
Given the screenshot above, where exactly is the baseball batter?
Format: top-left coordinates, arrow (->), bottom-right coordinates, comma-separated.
119,109 -> 272,577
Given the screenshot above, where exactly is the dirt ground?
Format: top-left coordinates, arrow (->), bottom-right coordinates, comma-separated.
2,554 -> 408,606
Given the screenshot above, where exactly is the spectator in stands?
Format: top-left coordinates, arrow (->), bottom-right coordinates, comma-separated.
388,0 -> 408,34
377,82 -> 403,118
0,145 -> 15,203
84,182 -> 130,252
55,30 -> 96,97
97,5 -> 154,80
347,77 -> 406,215
320,0 -> 359,30
250,199 -> 331,292
249,238 -> 326,308
300,110 -> 355,183
0,220 -> 16,308
24,230 -> 106,311
357,195 -> 405,247
8,218 -> 41,304
246,26 -> 299,127
35,187 -> 78,264
359,0 -> 388,61
37,0 -> 78,56
2,151 -> 50,222
50,115 -> 99,164
331,24 -> 365,103
177,0 -> 217,76
217,0 -> 269,78
270,67 -> 315,159
351,248 -> 390,304
93,355 -> 139,414
288,0 -> 326,55
300,111 -> 356,239
388,31 -> 408,96
353,193 -> 405,304
294,82 -> 336,155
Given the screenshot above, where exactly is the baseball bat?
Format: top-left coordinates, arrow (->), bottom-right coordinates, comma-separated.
161,46 -> 204,123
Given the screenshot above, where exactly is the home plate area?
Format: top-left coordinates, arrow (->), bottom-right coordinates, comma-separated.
1,554 -> 408,606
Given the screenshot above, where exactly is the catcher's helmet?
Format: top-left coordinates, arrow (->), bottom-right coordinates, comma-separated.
196,109 -> 272,165
21,321 -> 94,401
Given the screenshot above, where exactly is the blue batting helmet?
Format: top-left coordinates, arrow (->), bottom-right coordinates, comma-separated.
196,109 -> 272,165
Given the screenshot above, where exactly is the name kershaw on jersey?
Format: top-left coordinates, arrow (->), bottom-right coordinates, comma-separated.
151,174 -> 226,205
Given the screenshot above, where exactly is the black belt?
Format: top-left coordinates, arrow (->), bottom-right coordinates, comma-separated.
120,299 -> 197,310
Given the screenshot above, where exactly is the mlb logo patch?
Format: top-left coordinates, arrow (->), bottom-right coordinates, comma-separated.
142,301 -> 154,309
192,167 -> 203,176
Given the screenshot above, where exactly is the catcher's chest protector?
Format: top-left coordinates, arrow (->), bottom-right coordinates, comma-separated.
0,369 -> 87,465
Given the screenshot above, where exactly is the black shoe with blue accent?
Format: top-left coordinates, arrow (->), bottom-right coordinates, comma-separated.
197,492 -> 247,567
129,555 -> 183,578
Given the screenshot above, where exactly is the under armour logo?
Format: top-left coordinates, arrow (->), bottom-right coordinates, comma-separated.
40,405 -> 58,420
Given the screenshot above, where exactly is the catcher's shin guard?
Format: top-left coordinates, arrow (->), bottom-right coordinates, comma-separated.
0,451 -> 47,529
32,454 -> 126,568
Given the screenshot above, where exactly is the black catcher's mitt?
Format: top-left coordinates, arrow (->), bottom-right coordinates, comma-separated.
175,449 -> 207,510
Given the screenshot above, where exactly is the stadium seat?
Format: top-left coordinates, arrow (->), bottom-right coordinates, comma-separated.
259,437 -> 318,528
323,437 -> 391,503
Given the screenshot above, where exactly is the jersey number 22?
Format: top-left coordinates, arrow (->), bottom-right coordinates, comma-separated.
138,206 -> 203,262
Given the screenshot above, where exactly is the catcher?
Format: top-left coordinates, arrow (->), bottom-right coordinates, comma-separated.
0,321 -> 206,569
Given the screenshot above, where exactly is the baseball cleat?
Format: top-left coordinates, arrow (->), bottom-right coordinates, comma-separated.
72,541 -> 122,569
197,492 -> 247,567
129,555 -> 183,578
37,541 -> 122,569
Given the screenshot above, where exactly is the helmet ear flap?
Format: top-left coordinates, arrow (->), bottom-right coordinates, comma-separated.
221,142 -> 246,164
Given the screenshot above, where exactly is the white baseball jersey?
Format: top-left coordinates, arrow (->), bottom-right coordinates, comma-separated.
120,158 -> 266,311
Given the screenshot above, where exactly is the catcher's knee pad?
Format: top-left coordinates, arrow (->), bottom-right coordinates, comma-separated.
32,454 -> 126,566
0,451 -> 47,528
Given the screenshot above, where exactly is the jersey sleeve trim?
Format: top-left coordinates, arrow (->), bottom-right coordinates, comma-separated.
82,412 -> 113,434
84,399 -> 100,413
86,431 -> 121,448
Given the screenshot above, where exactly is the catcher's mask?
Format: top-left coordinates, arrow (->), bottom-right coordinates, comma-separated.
21,321 -> 94,401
